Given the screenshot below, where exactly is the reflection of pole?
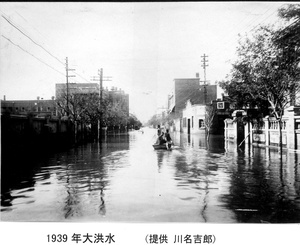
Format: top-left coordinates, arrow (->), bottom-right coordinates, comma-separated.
66,57 -> 69,115
99,68 -> 103,140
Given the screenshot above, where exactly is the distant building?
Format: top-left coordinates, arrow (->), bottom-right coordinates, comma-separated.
182,99 -> 206,134
167,78 -> 217,132
55,83 -> 100,98
181,96 -> 231,135
55,83 -> 129,117
1,96 -> 57,117
168,78 -> 217,116
104,86 -> 129,117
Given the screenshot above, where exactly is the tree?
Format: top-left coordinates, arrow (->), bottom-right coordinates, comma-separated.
204,104 -> 217,141
104,101 -> 128,130
146,114 -> 161,127
128,113 -> 142,129
275,4 -> 300,105
220,5 -> 300,149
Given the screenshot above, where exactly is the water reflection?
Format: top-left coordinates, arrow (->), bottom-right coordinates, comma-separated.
221,144 -> 300,223
1,129 -> 300,223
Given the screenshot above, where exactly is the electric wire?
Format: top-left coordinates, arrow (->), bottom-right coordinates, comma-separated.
1,35 -> 65,76
1,9 -> 93,84
1,14 -> 65,66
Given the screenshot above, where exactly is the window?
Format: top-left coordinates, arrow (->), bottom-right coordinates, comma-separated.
199,119 -> 204,128
217,102 -> 225,109
183,117 -> 187,127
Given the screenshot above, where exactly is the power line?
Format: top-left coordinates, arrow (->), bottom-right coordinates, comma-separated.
1,35 -> 65,76
74,71 -> 92,83
14,10 -> 48,40
1,10 -> 96,85
208,4 -> 285,60
1,14 -> 64,66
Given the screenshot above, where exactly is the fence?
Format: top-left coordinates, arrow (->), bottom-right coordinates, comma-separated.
224,107 -> 300,150
1,114 -> 88,158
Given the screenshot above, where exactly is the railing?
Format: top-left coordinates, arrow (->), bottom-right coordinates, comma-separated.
269,119 -> 287,131
224,107 -> 300,150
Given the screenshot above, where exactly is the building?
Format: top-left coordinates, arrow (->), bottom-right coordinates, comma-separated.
1,96 -> 57,117
182,99 -> 206,134
167,78 -> 217,132
104,86 -> 129,117
55,83 -> 100,98
168,78 -> 217,117
55,83 -> 129,118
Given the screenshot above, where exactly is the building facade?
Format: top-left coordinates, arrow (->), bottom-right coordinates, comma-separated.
168,78 -> 217,116
55,83 -> 100,98
167,78 -> 218,132
104,86 -> 129,117
1,96 -> 57,117
181,100 -> 206,134
55,83 -> 129,118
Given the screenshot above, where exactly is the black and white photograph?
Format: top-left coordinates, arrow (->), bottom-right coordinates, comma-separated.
0,2 -> 299,244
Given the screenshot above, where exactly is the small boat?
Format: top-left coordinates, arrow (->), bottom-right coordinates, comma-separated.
152,143 -> 173,150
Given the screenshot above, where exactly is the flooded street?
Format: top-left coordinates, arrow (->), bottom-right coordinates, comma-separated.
1,128 -> 300,223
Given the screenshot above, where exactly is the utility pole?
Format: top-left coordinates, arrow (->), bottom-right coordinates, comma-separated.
91,69 -> 112,140
201,54 -> 209,104
65,57 -> 75,116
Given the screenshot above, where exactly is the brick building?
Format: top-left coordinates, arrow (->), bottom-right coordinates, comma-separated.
167,78 -> 217,132
55,83 -> 129,117
168,78 -> 217,115
1,96 -> 57,117
104,86 -> 129,117
55,83 -> 100,98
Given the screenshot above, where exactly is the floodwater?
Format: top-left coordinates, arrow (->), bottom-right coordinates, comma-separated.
1,128 -> 300,223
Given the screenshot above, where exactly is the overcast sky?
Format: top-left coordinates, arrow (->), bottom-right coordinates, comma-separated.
0,2 -> 290,122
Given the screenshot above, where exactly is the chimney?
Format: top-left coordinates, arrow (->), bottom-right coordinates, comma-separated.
52,96 -> 55,100
37,96 -> 40,100
3,95 -> 6,101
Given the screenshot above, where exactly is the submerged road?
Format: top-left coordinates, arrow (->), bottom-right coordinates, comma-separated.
1,127 -> 300,223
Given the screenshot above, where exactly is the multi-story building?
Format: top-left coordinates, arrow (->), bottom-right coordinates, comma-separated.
1,96 -> 57,117
181,96 -> 231,135
104,86 -> 129,117
55,83 -> 129,117
55,83 -> 100,98
167,77 -> 217,132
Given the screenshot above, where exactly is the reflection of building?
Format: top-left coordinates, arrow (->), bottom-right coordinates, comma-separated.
1,96 -> 57,117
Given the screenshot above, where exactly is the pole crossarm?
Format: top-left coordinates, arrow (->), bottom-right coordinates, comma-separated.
201,53 -> 209,104
65,57 -> 77,115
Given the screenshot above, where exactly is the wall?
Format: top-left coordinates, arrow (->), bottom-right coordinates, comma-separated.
224,107 -> 300,150
182,100 -> 206,134
1,99 -> 57,117
1,114 -> 88,159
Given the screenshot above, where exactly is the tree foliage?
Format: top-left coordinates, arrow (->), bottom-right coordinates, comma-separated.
128,113 -> 143,129
204,104 -> 217,140
56,89 -> 131,129
220,4 -> 300,121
